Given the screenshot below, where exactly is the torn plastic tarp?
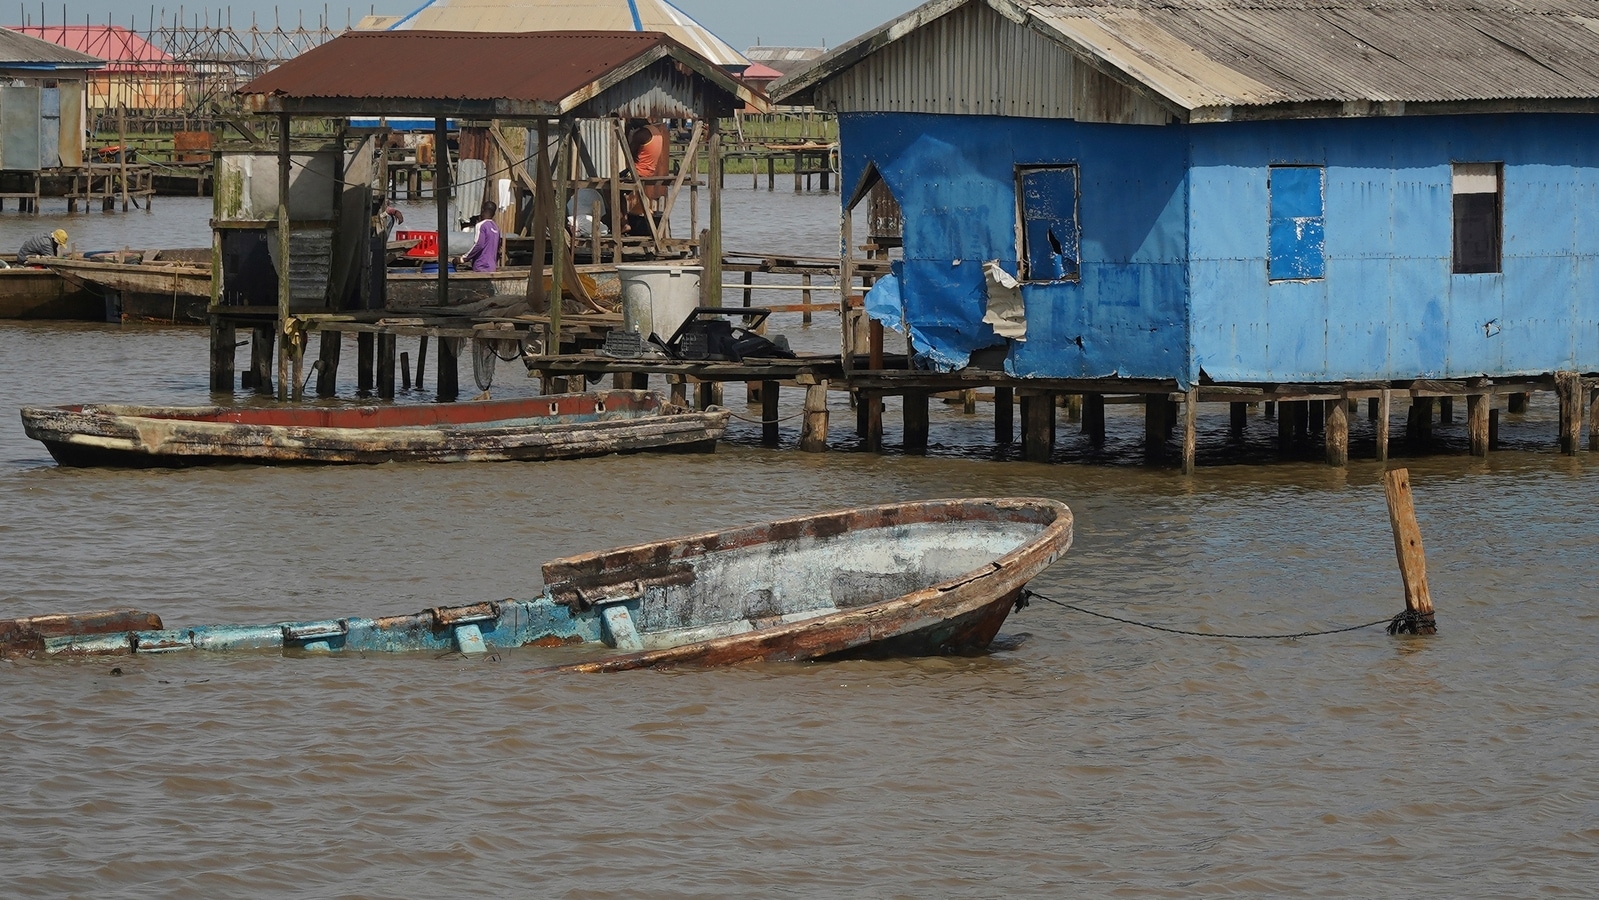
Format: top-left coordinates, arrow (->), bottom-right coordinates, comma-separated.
864,270 -> 904,333
982,260 -> 1026,341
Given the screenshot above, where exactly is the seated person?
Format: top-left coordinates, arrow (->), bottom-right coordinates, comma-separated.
17,229 -> 67,264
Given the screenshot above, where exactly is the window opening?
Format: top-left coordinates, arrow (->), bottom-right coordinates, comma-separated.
1268,165 -> 1325,281
1453,162 -> 1501,274
1016,165 -> 1080,282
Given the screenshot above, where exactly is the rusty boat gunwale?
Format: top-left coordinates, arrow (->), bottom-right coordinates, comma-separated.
539,496 -> 1073,672
19,390 -> 729,466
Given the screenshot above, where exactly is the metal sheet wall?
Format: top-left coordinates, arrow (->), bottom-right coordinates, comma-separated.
1189,113 -> 1599,382
839,111 -> 1190,379
0,85 -> 42,171
814,2 -> 1171,125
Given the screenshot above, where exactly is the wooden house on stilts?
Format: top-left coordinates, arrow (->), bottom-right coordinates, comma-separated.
216,29 -> 764,404
774,0 -> 1599,469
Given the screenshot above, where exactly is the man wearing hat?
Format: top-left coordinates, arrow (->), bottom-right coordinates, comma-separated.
16,229 -> 68,264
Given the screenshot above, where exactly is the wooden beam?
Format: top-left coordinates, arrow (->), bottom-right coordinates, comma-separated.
1384,468 -> 1436,634
528,119 -> 550,314
276,112 -> 291,402
434,117 -> 450,311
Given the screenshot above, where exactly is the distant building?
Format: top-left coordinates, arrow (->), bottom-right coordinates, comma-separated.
0,27 -> 102,170
776,0 -> 1599,386
14,25 -> 186,112
356,0 -> 747,70
744,46 -> 823,78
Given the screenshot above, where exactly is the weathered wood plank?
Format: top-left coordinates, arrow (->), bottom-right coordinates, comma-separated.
1383,468 -> 1436,634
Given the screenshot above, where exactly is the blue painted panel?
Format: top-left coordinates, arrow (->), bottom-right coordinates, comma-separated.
1191,113 -> 1599,381
1496,255 -> 1572,373
1505,164 -> 1573,258
839,112 -> 1189,380
1190,259 -> 1265,378
1325,258 -> 1392,380
1018,166 -> 1080,280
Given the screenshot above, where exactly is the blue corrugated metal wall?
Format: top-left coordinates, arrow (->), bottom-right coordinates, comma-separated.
1191,113 -> 1599,382
839,112 -> 1190,380
843,111 -> 1599,385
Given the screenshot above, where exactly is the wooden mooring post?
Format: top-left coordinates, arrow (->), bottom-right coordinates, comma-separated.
1383,467 -> 1437,635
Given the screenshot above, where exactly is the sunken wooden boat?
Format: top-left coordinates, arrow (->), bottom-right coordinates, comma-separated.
20,390 -> 729,466
2,498 -> 1072,670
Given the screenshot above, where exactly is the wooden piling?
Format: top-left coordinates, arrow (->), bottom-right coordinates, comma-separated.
800,381 -> 829,452
1589,386 -> 1599,452
1182,388 -> 1198,474
1277,400 -> 1293,452
1468,380 -> 1490,457
209,320 -> 235,392
1144,395 -> 1165,453
1023,392 -> 1056,463
1383,468 -> 1437,635
1325,392 -> 1348,467
415,335 -> 428,391
381,337 -> 398,398
1489,408 -> 1499,449
864,390 -> 884,452
1438,396 -> 1454,425
1508,392 -> 1528,413
1083,392 -> 1105,445
315,331 -> 341,397
994,385 -> 1014,444
1229,401 -> 1247,436
904,390 -> 930,455
761,381 -> 780,446
1556,370 -> 1582,455
252,325 -> 275,396
1376,388 -> 1391,461
357,332 -> 375,393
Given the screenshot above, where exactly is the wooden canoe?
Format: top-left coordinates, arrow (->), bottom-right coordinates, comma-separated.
20,390 -> 729,466
2,499 -> 1072,668
0,266 -> 105,320
43,256 -> 211,298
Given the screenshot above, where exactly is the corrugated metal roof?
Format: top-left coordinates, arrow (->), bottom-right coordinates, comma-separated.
375,0 -> 748,68
0,25 -> 105,68
775,0 -> 1599,120
744,46 -> 825,76
238,30 -> 762,118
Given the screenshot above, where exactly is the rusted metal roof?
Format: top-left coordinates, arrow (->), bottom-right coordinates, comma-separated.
0,25 -> 104,68
238,30 -> 764,118
775,0 -> 1599,121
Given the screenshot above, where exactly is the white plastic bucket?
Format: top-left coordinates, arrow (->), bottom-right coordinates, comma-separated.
618,264 -> 702,340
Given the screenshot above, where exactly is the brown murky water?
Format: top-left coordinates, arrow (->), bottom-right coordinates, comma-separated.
3,189 -> 1599,896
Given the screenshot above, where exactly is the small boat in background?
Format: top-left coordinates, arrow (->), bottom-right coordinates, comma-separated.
20,390 -> 728,466
0,498 -> 1073,670
0,264 -> 104,320
43,251 -> 212,324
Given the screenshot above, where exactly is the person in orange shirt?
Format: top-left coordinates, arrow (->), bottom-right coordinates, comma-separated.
624,119 -> 669,235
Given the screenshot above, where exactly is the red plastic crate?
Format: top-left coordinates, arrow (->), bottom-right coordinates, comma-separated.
396,230 -> 438,258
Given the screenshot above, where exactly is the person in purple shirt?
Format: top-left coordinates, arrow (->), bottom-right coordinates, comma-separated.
458,199 -> 500,272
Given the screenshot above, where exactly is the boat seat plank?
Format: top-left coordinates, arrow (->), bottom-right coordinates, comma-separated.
601,605 -> 644,652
